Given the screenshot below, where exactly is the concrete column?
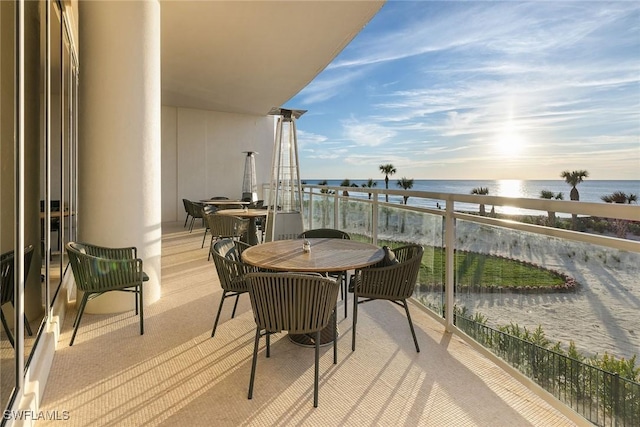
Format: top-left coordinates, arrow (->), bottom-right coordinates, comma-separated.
79,0 -> 161,313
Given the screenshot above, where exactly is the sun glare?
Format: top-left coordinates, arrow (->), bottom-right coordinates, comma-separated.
495,123 -> 526,158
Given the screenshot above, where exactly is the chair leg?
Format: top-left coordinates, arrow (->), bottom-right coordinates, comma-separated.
139,284 -> 144,336
70,293 -> 90,346
1,309 -> 15,348
266,332 -> 271,358
184,214 -> 189,228
333,308 -> 337,364
201,228 -> 209,248
352,294 -> 358,351
314,330 -> 320,408
207,237 -> 216,261
403,300 -> 420,353
211,291 -> 228,337
342,274 -> 348,319
248,327 -> 261,400
231,294 -> 240,318
24,314 -> 32,336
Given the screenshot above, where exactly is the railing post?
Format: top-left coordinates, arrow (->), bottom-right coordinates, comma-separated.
372,195 -> 379,245
308,190 -> 314,229
333,192 -> 339,229
445,199 -> 455,332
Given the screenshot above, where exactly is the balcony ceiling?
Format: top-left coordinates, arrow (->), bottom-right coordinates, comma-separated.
161,0 -> 385,116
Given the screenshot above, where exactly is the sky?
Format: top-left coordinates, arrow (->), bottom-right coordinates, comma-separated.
284,1 -> 640,181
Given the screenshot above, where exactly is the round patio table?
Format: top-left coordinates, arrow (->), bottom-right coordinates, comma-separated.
216,208 -> 267,245
241,238 -> 384,346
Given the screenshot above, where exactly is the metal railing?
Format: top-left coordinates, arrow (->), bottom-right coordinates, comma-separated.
301,184 -> 640,426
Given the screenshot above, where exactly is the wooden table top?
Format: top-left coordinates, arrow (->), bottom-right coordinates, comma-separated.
200,199 -> 250,205
241,238 -> 384,272
216,208 -> 268,218
40,211 -> 73,219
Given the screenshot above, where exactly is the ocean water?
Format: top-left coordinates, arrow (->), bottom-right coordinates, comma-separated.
302,179 -> 640,214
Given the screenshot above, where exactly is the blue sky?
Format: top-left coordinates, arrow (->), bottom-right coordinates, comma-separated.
285,1 -> 640,181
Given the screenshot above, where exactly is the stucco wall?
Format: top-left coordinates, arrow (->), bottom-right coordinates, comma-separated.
161,106 -> 274,222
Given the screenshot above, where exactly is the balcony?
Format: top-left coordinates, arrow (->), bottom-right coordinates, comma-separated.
37,186 -> 638,426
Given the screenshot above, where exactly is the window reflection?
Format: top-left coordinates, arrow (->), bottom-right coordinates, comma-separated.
1,0 -> 77,411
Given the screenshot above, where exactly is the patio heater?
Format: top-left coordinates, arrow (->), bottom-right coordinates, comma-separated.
265,107 -> 307,242
241,151 -> 258,202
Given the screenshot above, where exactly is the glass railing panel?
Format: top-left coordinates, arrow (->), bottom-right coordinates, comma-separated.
452,218 -> 640,425
307,193 -> 335,230
452,219 -> 639,361
374,204 -> 446,316
337,198 -> 373,243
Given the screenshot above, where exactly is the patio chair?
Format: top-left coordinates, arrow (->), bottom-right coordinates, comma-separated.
65,242 -> 148,346
200,204 -> 220,248
245,272 -> 340,407
351,244 -> 424,353
205,213 -> 248,260
1,245 -> 35,347
210,238 -> 255,337
187,200 -> 205,232
299,228 -> 350,318
182,198 -> 192,228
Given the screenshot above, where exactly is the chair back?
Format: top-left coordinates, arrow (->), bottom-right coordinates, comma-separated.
66,242 -> 143,293
1,246 -> 35,306
245,272 -> 340,334
299,228 -> 350,240
355,244 -> 423,300
190,201 -> 204,219
206,213 -> 248,240
211,238 -> 254,292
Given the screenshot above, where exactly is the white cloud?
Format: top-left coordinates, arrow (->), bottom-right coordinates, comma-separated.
341,117 -> 397,147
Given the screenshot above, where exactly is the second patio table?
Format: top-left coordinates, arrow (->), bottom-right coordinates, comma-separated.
241,238 -> 384,346
215,208 -> 267,245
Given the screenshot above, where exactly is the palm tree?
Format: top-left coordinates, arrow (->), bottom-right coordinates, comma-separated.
561,170 -> 589,201
471,187 -> 489,216
339,179 -> 358,197
601,191 -> 638,238
561,169 -> 589,229
361,178 -> 377,199
396,177 -> 414,205
540,190 -> 564,227
318,180 -> 330,194
379,164 -> 396,203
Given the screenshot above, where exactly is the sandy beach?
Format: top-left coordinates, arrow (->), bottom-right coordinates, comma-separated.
417,221 -> 640,361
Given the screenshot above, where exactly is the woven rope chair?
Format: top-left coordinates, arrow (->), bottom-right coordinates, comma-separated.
245,272 -> 340,407
200,204 -> 219,248
187,201 -> 205,232
205,213 -> 249,260
299,229 -> 351,318
351,244 -> 424,353
1,245 -> 35,347
209,238 -> 255,337
65,242 -> 148,346
182,198 -> 192,228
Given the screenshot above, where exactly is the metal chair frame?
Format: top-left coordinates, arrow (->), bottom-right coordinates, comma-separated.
299,228 -> 351,318
351,244 -> 424,353
245,272 -> 340,407
205,213 -> 248,260
210,238 -> 254,337
65,242 -> 147,346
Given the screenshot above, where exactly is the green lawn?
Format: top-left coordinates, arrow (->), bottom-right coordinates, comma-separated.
351,234 -> 568,290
